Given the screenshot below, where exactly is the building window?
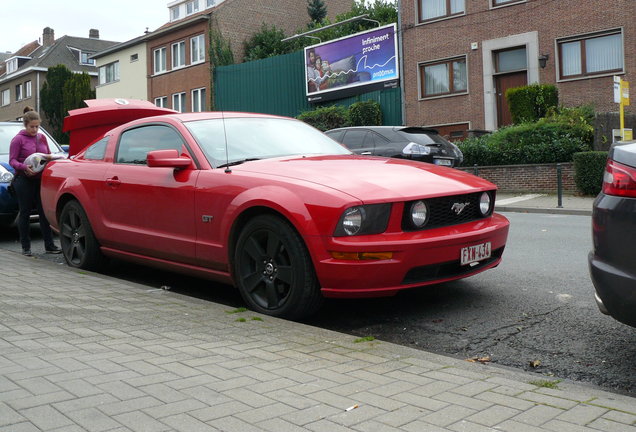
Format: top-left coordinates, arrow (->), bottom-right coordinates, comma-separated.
154,47 -> 167,74
155,96 -> 168,108
1,89 -> 9,106
191,34 -> 205,64
99,61 -> 120,84
186,0 -> 199,14
558,30 -> 623,79
6,58 -> 18,74
491,0 -> 526,6
25,81 -> 32,98
15,84 -> 23,101
172,41 -> 186,69
206,0 -> 216,6
130,53 -> 139,62
171,6 -> 180,20
495,47 -> 527,73
172,92 -> 186,112
80,52 -> 95,65
419,0 -> 464,22
420,56 -> 467,98
192,88 -> 206,112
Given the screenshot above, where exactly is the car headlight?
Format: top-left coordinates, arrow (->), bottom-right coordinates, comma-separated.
402,142 -> 431,156
479,192 -> 492,216
334,203 -> 391,236
0,164 -> 14,183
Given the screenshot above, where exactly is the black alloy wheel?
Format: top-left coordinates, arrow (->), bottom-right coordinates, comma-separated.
233,215 -> 322,319
59,200 -> 104,271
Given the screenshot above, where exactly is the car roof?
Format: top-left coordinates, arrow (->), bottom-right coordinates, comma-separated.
327,126 -> 440,135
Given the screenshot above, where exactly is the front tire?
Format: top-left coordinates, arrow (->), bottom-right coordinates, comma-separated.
233,215 -> 323,320
59,200 -> 104,271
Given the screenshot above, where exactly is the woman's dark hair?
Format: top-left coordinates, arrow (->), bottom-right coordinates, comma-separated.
23,106 -> 34,114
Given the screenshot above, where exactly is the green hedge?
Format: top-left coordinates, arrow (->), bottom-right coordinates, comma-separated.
506,84 -> 558,124
296,105 -> 350,131
348,100 -> 382,126
573,151 -> 608,196
297,100 -> 383,131
458,122 -> 593,166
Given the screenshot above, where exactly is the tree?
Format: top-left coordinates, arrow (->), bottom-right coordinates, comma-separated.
242,1 -> 398,62
41,65 -> 95,143
243,24 -> 295,62
63,73 -> 95,119
40,65 -> 73,142
307,0 -> 327,24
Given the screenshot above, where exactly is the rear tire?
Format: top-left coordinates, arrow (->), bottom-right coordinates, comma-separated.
233,215 -> 323,320
59,201 -> 104,271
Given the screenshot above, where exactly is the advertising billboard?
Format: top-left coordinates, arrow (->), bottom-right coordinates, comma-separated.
304,23 -> 399,103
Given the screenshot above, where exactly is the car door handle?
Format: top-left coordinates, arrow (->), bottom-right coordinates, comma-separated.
360,152 -> 372,155
105,177 -> 121,187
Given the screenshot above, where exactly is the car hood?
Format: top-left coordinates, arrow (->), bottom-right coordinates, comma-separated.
233,155 -> 494,202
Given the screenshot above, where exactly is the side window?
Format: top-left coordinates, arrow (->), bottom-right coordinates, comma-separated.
341,130 -> 370,150
325,130 -> 344,143
116,125 -> 185,164
84,137 -> 109,160
365,132 -> 389,151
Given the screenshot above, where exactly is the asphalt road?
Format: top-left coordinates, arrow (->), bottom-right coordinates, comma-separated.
2,212 -> 635,396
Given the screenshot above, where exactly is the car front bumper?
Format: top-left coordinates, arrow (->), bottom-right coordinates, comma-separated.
313,213 -> 510,298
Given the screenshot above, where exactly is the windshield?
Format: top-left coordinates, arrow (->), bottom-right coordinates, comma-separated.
185,117 -> 350,167
0,123 -> 62,155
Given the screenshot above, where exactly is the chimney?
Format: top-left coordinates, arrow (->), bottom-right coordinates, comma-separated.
89,29 -> 99,39
43,27 -> 55,47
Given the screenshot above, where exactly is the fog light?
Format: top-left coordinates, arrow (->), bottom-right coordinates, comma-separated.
479,192 -> 491,215
410,200 -> 428,228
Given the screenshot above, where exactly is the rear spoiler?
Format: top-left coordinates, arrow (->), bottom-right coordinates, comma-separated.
63,98 -> 176,156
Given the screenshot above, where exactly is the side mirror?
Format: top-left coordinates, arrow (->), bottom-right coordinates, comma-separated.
146,149 -> 191,169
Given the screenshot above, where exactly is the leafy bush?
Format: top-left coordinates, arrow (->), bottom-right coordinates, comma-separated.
348,100 -> 382,126
573,151 -> 608,196
297,105 -> 349,131
506,84 -> 558,124
458,122 -> 593,166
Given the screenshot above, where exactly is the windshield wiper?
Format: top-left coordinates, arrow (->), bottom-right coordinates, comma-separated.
217,158 -> 261,168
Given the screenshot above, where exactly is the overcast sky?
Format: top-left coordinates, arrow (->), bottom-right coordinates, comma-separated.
1,0 -> 169,54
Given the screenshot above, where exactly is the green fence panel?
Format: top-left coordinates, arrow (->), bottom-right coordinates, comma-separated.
214,50 -> 402,125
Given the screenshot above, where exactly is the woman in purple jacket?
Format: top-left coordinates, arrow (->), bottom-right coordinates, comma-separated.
9,110 -> 61,256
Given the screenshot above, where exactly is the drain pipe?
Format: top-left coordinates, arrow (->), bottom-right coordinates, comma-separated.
397,0 -> 405,125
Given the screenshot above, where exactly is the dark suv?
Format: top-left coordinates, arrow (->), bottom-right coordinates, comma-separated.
325,126 -> 464,167
588,140 -> 636,327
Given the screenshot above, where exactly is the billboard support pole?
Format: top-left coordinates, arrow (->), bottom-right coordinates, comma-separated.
282,14 -> 373,43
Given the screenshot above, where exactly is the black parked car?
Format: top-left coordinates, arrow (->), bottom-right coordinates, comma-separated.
325,126 -> 464,167
588,140 -> 636,327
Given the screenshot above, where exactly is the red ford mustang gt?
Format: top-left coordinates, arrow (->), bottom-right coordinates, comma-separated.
41,101 -> 509,319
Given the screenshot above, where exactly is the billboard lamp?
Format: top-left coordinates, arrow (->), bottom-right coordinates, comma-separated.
281,14 -> 380,43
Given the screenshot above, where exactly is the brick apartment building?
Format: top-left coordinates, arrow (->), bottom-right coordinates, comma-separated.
145,0 -> 352,112
400,0 -> 635,139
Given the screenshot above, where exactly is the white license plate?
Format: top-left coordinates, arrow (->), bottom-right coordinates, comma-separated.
460,242 -> 492,266
434,159 -> 452,166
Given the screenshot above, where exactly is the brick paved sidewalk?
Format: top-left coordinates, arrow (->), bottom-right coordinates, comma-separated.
1,249 -> 634,431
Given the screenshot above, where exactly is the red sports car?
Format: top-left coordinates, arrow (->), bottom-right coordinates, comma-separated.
41,100 -> 509,319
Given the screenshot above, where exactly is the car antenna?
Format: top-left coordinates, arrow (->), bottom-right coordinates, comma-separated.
221,110 -> 231,173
